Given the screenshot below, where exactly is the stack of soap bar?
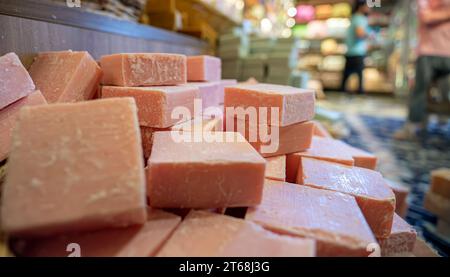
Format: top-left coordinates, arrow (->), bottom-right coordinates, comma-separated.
312,120 -> 332,138
1,98 -> 147,237
102,86 -> 198,128
265,155 -> 286,181
187,56 -> 221,82
14,210 -> 181,257
182,82 -> 221,110
100,53 -> 186,86
379,214 -> 416,257
246,180 -> 376,256
29,50 -> 102,103
224,84 -> 315,126
0,91 -> 47,161
0,53 -> 36,109
297,157 -> 396,238
386,179 -> 410,218
147,131 -> 266,208
157,211 -> 315,257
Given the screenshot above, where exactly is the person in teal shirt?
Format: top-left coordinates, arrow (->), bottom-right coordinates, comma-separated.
341,0 -> 371,94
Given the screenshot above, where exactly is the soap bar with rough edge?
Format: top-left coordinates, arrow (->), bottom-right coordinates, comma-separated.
224,84 -> 315,126
146,131 -> 266,208
187,56 -> 221,82
102,86 -> 198,128
246,180 -> 377,257
265,155 -> 286,181
100,53 -> 186,86
379,214 -> 416,257
297,157 -> 396,238
0,52 -> 35,109
1,98 -> 147,238
157,210 -> 316,257
0,91 -> 47,161
29,50 -> 101,103
13,209 -> 181,257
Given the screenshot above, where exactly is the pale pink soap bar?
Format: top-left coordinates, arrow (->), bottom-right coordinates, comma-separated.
0,53 -> 35,109
1,98 -> 147,237
102,86 -> 198,128
379,214 -> 416,257
343,144 -> 378,170
265,155 -> 286,182
147,131 -> 266,208
216,79 -> 237,105
187,55 -> 221,82
29,50 -> 102,103
100,53 -> 186,86
0,91 -> 47,161
224,84 -> 315,126
157,210 -> 315,257
15,210 -> 181,257
246,180 -> 377,257
183,82 -> 221,109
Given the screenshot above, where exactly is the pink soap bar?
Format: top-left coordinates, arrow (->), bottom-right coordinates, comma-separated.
29,50 -> 102,103
183,82 -> 221,110
386,179 -> 410,217
344,144 -> 378,170
100,53 -> 186,86
297,157 -> 396,238
0,53 -> 35,109
265,155 -> 286,181
102,86 -> 198,128
312,120 -> 332,138
14,210 -> 181,257
246,180 -> 376,257
157,210 -> 315,257
1,98 -> 147,237
224,84 -> 315,126
217,79 -> 237,105
0,91 -> 47,161
379,214 -> 417,256
187,55 -> 221,82
147,131 -> 266,208
226,117 -> 313,157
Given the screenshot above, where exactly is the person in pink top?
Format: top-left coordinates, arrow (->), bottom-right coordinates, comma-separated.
395,0 -> 450,139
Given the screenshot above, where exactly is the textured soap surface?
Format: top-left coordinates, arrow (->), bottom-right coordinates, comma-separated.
100,53 -> 186,86
157,210 -> 315,257
379,214 -> 416,257
297,157 -> 395,238
187,56 -> 221,82
0,91 -> 47,161
102,86 -> 198,128
246,180 -> 376,257
29,50 -> 101,103
265,155 -> 286,181
224,84 -> 315,126
0,53 -> 35,109
1,98 -> 147,237
13,210 -> 181,257
147,131 -> 266,208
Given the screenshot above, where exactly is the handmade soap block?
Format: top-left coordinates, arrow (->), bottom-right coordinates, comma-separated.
386,179 -> 410,217
344,144 -> 378,170
297,157 -> 396,238
0,53 -> 35,109
312,120 -> 332,138
379,214 -> 416,257
29,50 -> 101,103
147,131 -> 266,208
100,53 -> 186,86
0,91 -> 47,161
102,86 -> 198,128
226,117 -> 314,157
430,168 -> 450,199
157,211 -> 315,257
183,82 -> 221,110
14,210 -> 181,257
246,181 -> 376,257
187,56 -> 221,82
265,155 -> 286,181
224,84 -> 315,126
1,98 -> 147,237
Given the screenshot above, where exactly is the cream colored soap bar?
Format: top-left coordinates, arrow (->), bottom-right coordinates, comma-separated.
0,53 -> 35,109
147,131 -> 266,208
0,91 -> 47,161
100,53 -> 186,86
29,50 -> 101,103
157,210 -> 315,257
102,86 -> 198,128
224,84 -> 315,126
1,98 -> 147,237
14,210 -> 181,257
246,180 -> 376,257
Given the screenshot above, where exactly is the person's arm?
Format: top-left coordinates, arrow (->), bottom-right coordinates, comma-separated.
420,6 -> 450,25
